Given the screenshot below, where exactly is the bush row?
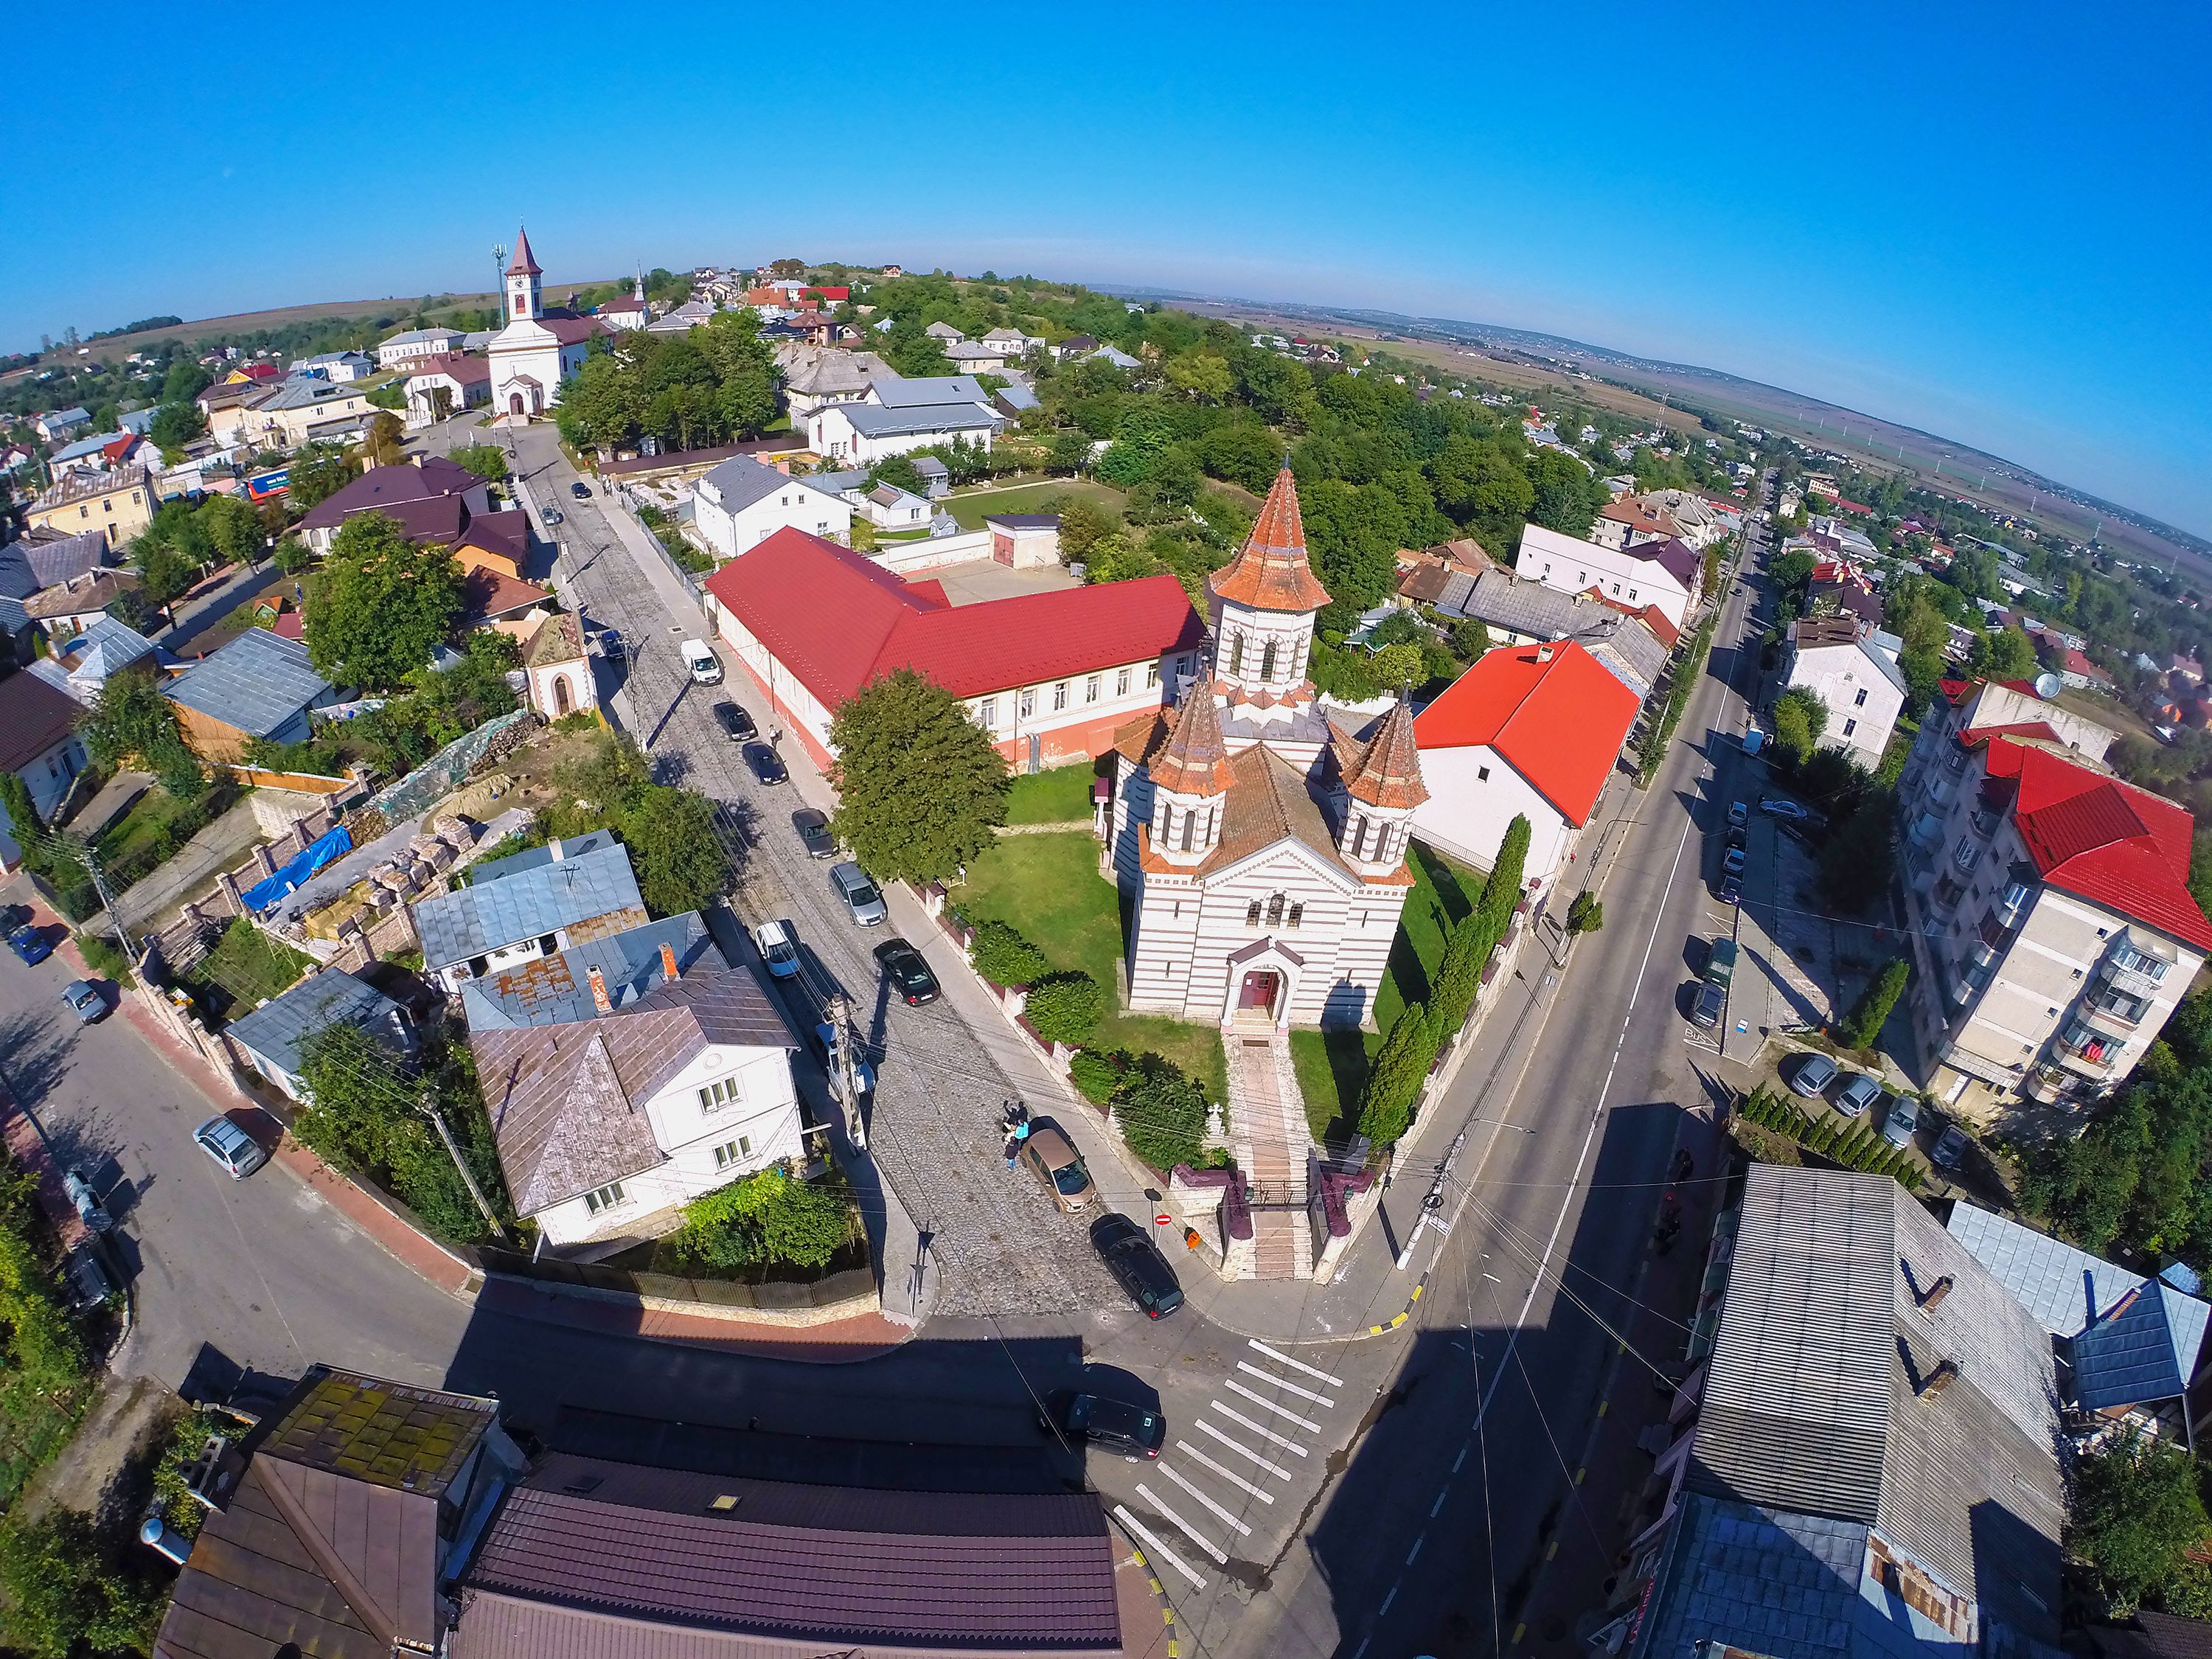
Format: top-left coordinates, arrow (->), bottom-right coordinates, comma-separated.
1737,1084 -> 1924,1191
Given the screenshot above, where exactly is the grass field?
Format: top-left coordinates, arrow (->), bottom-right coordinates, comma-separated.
944,479 -> 1127,531
1004,765 -> 1098,825
181,917 -> 312,1020
953,831 -> 1225,1101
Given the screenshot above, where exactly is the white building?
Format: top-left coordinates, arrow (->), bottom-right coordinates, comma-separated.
772,344 -> 888,421
852,481 -> 931,531
1783,616 -> 1908,771
981,325 -> 1039,359
376,328 -> 465,371
806,374 -> 1003,465
403,355 -> 492,428
412,832 -> 647,995
1106,469 -> 1424,1032
692,454 -> 852,560
1514,521 -> 1701,630
485,226 -> 606,419
290,351 -> 372,383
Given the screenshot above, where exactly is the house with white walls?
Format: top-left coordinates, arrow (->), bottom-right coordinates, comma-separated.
1783,616 -> 1908,771
1514,522 -> 1701,630
692,454 -> 852,559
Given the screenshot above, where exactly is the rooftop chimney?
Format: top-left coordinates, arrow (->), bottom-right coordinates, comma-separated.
1534,643 -> 1555,662
660,941 -> 679,981
588,965 -> 611,1013
548,838 -> 565,861
1917,1274 -> 1955,1312
1916,1359 -> 1960,1401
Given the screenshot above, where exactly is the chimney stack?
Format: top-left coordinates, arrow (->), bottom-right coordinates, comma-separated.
1534,643 -> 1555,662
1916,1359 -> 1960,1401
548,838 -> 565,862
660,941 -> 679,981
588,965 -> 611,1012
1917,1274 -> 1954,1312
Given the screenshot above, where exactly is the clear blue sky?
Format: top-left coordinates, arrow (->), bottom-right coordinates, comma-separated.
11,2 -> 2207,535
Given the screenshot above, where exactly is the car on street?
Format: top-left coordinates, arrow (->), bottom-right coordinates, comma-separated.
59,980 -> 105,1024
1786,1052 -> 1839,1098
1688,978 -> 1727,1029
682,639 -> 724,684
6,924 -> 51,965
830,861 -> 886,925
193,1115 -> 269,1179
793,809 -> 835,859
1722,845 -> 1747,875
570,480 -> 591,499
1044,1389 -> 1163,1458
540,504 -> 563,525
743,743 -> 787,785
751,920 -> 800,980
1882,1093 -> 1921,1148
1020,1122 -> 1096,1214
1089,1214 -> 1183,1319
1930,1123 -> 1970,1169
812,1023 -> 876,1097
1705,937 -> 1738,988
713,701 -> 757,742
594,629 -> 625,661
1834,1072 -> 1883,1119
874,938 -> 939,1004
1727,801 -> 1749,830
1760,795 -> 1821,825
1718,872 -> 1742,905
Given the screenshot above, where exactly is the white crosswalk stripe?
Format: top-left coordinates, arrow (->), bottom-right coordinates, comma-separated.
1158,1461 -> 1252,1536
1234,1359 -> 1335,1407
1195,1417 -> 1296,1478
1173,1440 -> 1276,1502
1209,1401 -> 1310,1455
1114,1505 -> 1208,1589
1222,1377 -> 1322,1432
1248,1340 -> 1346,1386
1135,1484 -> 1229,1565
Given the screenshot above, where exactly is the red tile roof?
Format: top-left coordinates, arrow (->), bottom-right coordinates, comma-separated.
1981,737 -> 2212,950
1207,468 -> 1332,613
1412,641 -> 1638,827
703,528 -> 1207,706
462,568 -> 551,622
408,352 -> 490,386
506,226 -> 540,276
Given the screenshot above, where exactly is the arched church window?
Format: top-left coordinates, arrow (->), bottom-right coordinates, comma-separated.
1265,893 -> 1285,926
1287,902 -> 1304,930
1179,810 -> 1195,852
1228,632 -> 1245,676
1349,815 -> 1369,859
1245,900 -> 1262,927
1260,639 -> 1278,681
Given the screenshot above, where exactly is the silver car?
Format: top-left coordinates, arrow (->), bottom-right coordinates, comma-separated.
830,862 -> 887,926
1882,1093 -> 1921,1147
1834,1073 -> 1883,1119
194,1116 -> 268,1179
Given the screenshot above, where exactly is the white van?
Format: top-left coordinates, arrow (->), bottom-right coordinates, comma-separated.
682,639 -> 723,684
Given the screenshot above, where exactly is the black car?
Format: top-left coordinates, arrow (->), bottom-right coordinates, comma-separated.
874,938 -> 939,1005
569,479 -> 591,499
1090,1214 -> 1183,1319
743,743 -> 787,785
1688,978 -> 1727,1029
713,701 -> 757,742
1045,1390 -> 1164,1459
793,809 -> 835,858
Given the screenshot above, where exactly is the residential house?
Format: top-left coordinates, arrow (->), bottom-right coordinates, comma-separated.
209,376 -> 381,449
691,453 -> 852,560
24,465 -> 154,549
151,1366 -> 524,1659
461,568 -> 554,641
855,481 -> 931,531
596,291 -> 649,330
16,526 -> 112,589
1783,615 -> 1908,771
1087,344 -> 1143,370
1397,562 -> 1672,700
0,672 -> 89,844
463,906 -> 802,1248
909,453 -> 951,498
922,321 -> 964,343
226,969 -> 416,1103
164,627 -> 339,761
375,326 -> 466,369
1622,1165 -> 2065,1659
24,568 -> 143,643
289,350 -> 372,383
412,832 -> 647,995
521,612 -> 594,720
296,456 -> 531,580
403,354 -> 493,427
945,339 -> 1006,374
703,526 -> 1207,773
2057,645 -> 2113,692
807,394 -> 1002,465
981,324 -> 1039,358
644,298 -> 717,335
296,454 -> 488,552
1894,678 -> 2211,1124
46,430 -> 131,476
1411,641 -> 1639,885
1947,1200 -> 2212,1446
1514,522 -> 1700,629
771,343 -> 887,420
1054,334 -> 1099,361
28,616 -> 160,705
32,408 -> 89,442
993,379 -> 1040,418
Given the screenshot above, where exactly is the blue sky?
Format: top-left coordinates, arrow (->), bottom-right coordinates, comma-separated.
11,2 -> 2208,535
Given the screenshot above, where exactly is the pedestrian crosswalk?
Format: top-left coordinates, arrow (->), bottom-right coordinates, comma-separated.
1118,1338 -> 1350,1591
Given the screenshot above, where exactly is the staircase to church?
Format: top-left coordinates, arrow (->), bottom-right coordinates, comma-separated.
1226,1035 -> 1318,1281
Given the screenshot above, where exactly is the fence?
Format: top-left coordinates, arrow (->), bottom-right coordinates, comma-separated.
467,1245 -> 879,1324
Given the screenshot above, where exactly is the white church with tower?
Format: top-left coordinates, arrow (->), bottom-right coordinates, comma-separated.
486,226 -> 608,419
1107,468 -> 1427,1032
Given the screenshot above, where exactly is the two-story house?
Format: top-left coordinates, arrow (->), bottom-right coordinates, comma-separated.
1514,522 -> 1701,630
1895,679 -> 2211,1126
1782,615 -> 1907,771
412,832 -> 648,993
691,453 -> 852,560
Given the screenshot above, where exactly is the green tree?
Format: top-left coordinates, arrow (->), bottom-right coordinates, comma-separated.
161,359 -> 212,403
0,1512 -> 161,1659
828,667 -> 1009,883
2070,1429 -> 2212,1615
1369,642 -> 1426,692
882,318 -> 952,379
1969,626 -> 2041,681
1839,960 -> 1908,1049
1164,352 -> 1234,403
1523,448 -> 1607,535
147,399 -> 205,451
1772,686 -> 1826,763
1357,1004 -> 1436,1148
78,664 -> 200,797
303,511 -> 464,690
353,410 -> 408,467
673,1167 -> 852,1270
287,445 -> 361,510
195,491 -> 262,567
1567,891 -> 1605,934
1023,972 -> 1101,1046
1112,1057 -> 1209,1171
619,782 -> 729,914
450,443 -> 510,481
1450,617 -> 1492,661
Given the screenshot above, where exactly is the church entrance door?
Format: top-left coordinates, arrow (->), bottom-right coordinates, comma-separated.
508,392 -> 524,416
1238,971 -> 1280,1017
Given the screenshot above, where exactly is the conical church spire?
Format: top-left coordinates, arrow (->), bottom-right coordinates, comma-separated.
1342,699 -> 1428,810
1151,688 -> 1231,798
1207,468 -> 1332,615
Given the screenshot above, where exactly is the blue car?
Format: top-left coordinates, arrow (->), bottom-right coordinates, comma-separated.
7,925 -> 52,966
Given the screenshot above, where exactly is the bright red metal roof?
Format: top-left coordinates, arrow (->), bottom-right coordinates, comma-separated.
704,528 -> 1207,706
1411,641 -> 1638,827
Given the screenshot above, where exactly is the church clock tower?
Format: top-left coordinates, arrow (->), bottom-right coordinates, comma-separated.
505,226 -> 543,324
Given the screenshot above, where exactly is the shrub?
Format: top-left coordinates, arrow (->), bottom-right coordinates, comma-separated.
1840,960 -> 1910,1050
672,1167 -> 854,1271
1113,1057 -> 1210,1172
1069,1048 -> 1125,1106
1566,891 -> 1604,934
970,919 -> 1048,988
1357,1004 -> 1438,1150
1024,971 -> 1102,1046
0,1512 -> 161,1659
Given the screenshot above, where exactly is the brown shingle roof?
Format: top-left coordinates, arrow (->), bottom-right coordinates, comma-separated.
1206,468 -> 1332,614
1205,743 -> 1344,874
0,667 -> 84,773
1149,691 -> 1231,797
1340,700 -> 1429,810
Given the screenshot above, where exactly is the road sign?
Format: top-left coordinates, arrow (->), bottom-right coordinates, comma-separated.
1155,1212 -> 1172,1226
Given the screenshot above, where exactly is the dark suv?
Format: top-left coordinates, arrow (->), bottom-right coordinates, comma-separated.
1090,1214 -> 1183,1319
1046,1390 -> 1164,1458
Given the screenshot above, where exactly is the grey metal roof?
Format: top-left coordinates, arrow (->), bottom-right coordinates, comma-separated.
226,969 -> 411,1084
459,912 -> 719,1031
22,527 -> 111,588
835,401 -> 1001,440
66,617 -> 159,686
697,454 -> 790,514
2073,1287 -> 2188,1411
0,541 -> 40,601
414,838 -> 644,970
866,374 -> 987,408
164,627 -> 333,737
467,829 -> 620,887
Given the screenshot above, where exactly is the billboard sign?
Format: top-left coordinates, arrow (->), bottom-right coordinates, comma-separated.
245,470 -> 289,502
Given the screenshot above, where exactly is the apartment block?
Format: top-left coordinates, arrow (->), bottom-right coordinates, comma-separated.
1896,680 -> 2211,1125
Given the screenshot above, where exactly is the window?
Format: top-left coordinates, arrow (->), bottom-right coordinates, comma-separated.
1843,718 -> 1857,737
1245,899 -> 1262,926
1627,589 -> 1638,602
1854,688 -> 1869,706
712,1137 -> 754,1169
698,1077 -> 743,1114
1085,675 -> 1101,703
1228,633 -> 1245,675
1261,639 -> 1278,680
1178,810 -> 1194,852
582,1182 -> 627,1216
1176,653 -> 1194,678
979,697 -> 998,728
1145,662 -> 1159,689
1116,667 -> 1131,697
1286,902 -> 1304,929
1349,815 -> 1370,858
1020,688 -> 1035,718
1265,893 -> 1285,926
1477,765 -> 1491,782
1053,681 -> 1068,711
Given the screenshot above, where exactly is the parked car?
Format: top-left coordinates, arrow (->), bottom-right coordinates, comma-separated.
6,924 -> 51,966
1090,1214 -> 1183,1319
1834,1072 -> 1883,1119
1727,800 -> 1749,830
874,938 -> 939,1005
1705,937 -> 1738,988
569,479 -> 591,499
61,1244 -> 116,1312
1718,872 -> 1742,906
595,629 -> 625,661
1044,1389 -> 1163,1458
1727,821 -> 1748,851
1722,846 -> 1747,876
1930,1123 -> 1971,1170
812,1022 -> 877,1098
793,809 -> 835,859
1882,1093 -> 1921,1148
752,920 -> 800,980
540,504 -> 563,526
193,1116 -> 268,1179
713,701 -> 757,742
1760,795 -> 1821,825
830,861 -> 887,926
681,639 -> 724,684
1020,1123 -> 1096,1214
1786,1052 -> 1839,1098
1688,978 -> 1727,1029
59,980 -> 105,1024
743,743 -> 788,785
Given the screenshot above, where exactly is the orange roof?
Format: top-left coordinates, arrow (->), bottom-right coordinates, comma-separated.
1150,691 -> 1231,798
1207,469 -> 1332,614
1341,700 -> 1428,810
1412,642 -> 1638,827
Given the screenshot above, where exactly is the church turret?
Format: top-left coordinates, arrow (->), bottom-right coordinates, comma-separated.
1337,699 -> 1427,875
1145,689 -> 1230,867
505,226 -> 543,324
1206,467 -> 1331,699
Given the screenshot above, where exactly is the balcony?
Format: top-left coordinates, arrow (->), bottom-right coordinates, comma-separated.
1944,748 -> 1969,777
2023,1066 -> 2081,1107
2082,986 -> 2149,1033
1994,878 -> 2035,930
2057,1022 -> 2121,1076
2101,944 -> 2173,999
1969,807 -> 2003,839
1930,877 -> 1965,917
1951,837 -> 1980,877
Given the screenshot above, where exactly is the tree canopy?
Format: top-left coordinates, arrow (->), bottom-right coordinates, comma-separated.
827,667 -> 1009,883
554,310 -> 776,455
303,511 -> 464,690
2068,1429 -> 2212,1617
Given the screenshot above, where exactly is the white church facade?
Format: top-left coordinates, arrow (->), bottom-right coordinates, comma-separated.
1106,469 -> 1427,1032
486,226 -> 608,419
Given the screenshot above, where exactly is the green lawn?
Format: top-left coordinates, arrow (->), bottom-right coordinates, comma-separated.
1004,764 -> 1098,825
181,917 -> 313,1021
944,479 -> 1128,532
95,779 -> 240,889
1289,844 -> 1485,1141
954,832 -> 1226,1101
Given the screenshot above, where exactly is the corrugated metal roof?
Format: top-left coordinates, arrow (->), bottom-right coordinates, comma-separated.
164,627 -> 333,738
460,912 -> 715,1031
2073,1287 -> 2188,1411
414,840 -> 644,970
226,968 -> 410,1082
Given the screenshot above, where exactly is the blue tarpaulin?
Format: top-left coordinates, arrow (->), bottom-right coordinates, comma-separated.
242,825 -> 352,914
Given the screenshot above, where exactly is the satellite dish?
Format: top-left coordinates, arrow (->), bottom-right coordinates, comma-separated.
2033,671 -> 2062,700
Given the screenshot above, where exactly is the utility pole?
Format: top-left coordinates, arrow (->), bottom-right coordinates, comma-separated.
1398,1129 -> 1467,1270
69,838 -> 139,967
823,993 -> 867,1150
421,1087 -> 507,1240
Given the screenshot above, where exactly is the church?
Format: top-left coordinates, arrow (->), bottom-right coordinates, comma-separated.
1107,469 -> 1427,1032
486,227 -> 608,419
